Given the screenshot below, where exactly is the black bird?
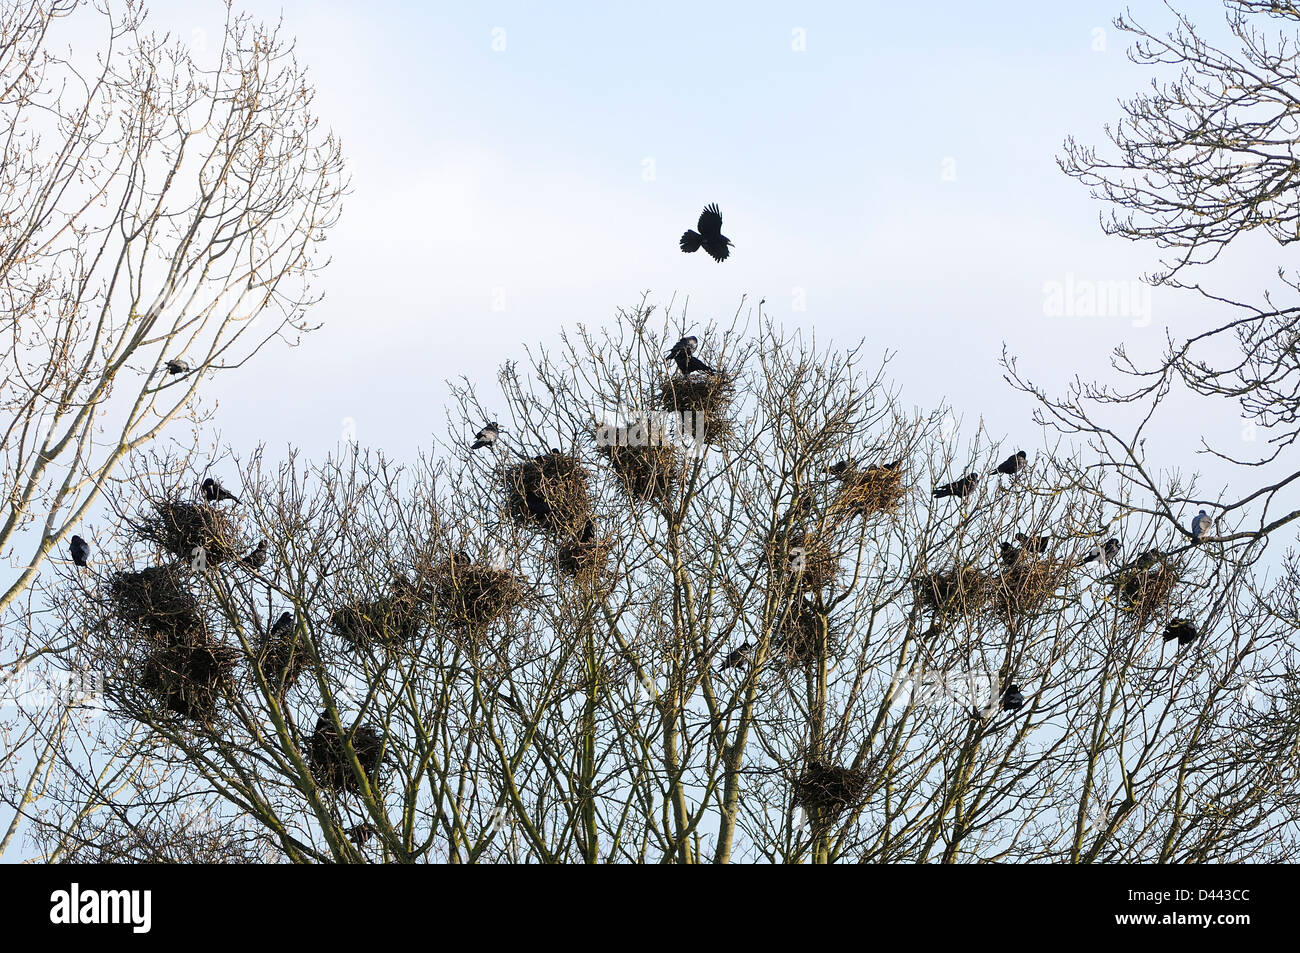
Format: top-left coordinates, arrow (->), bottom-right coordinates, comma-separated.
471,422 -> 502,450
679,203 -> 732,262
451,550 -> 472,569
1001,684 -> 1025,712
69,535 -> 89,568
719,641 -> 753,672
665,335 -> 714,376
933,472 -> 979,499
869,459 -> 903,472
1015,532 -> 1051,555
828,459 -> 857,480
999,541 -> 1021,567
1081,537 -> 1121,566
1129,548 -> 1162,572
993,450 -> 1028,476
242,539 -> 267,570
201,477 -> 240,504
270,611 -> 294,638
1163,618 -> 1200,646
164,359 -> 190,375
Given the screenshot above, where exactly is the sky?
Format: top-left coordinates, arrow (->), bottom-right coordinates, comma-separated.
106,0 -> 1253,475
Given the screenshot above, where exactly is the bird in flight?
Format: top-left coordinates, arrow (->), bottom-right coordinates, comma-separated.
201,477 -> 240,504
679,204 -> 733,263
471,422 -> 502,451
1163,618 -> 1200,647
1191,509 -> 1213,544
164,359 -> 190,376
933,473 -> 979,499
70,535 -> 89,568
993,450 -> 1028,476
665,335 -> 714,375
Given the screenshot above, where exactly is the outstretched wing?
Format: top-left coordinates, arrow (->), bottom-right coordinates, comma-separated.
697,203 -> 723,239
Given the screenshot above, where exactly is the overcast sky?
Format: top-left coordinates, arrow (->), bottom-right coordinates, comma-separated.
124,0 -> 1263,487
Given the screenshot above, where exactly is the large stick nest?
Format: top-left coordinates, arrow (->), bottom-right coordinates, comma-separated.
830,465 -> 907,519
795,760 -> 868,822
557,526 -> 614,586
991,557 -> 1068,619
657,370 -> 736,445
140,630 -> 239,722
329,586 -> 428,650
504,450 -> 593,535
430,559 -> 530,632
109,565 -> 202,640
254,625 -> 310,695
133,499 -> 244,566
308,714 -> 385,794
764,528 -> 840,592
915,566 -> 992,617
594,423 -> 679,501
774,596 -> 831,668
1117,562 -> 1182,625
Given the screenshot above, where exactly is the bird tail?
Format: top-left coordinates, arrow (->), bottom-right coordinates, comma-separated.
679,230 -> 702,253
686,355 -> 715,375
932,487 -> 950,499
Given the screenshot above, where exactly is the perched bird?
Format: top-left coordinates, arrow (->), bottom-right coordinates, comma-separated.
69,535 -> 89,568
679,203 -> 733,262
1191,509 -> 1213,544
1129,548 -> 1162,572
164,359 -> 190,375
993,450 -> 1028,476
933,473 -> 979,499
665,335 -> 715,376
828,459 -> 857,480
1001,684 -> 1025,712
999,542 -> 1022,567
719,641 -> 753,672
242,539 -> 267,570
1081,537 -> 1121,566
869,459 -> 903,472
1163,618 -> 1200,647
471,422 -> 502,451
269,611 -> 294,638
201,477 -> 240,504
451,550 -> 472,569
1015,532 -> 1051,555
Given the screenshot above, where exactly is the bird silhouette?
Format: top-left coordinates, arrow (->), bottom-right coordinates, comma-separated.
270,611 -> 294,638
665,335 -> 715,375
1191,509 -> 1213,544
471,422 -> 502,451
70,535 -> 89,568
679,203 -> 732,262
1015,532 -> 1050,555
999,542 -> 1021,567
719,641 -> 753,672
1163,618 -> 1200,646
1001,684 -> 1025,711
242,539 -> 267,569
164,359 -> 190,376
1129,548 -> 1162,572
933,473 -> 979,499
993,450 -> 1028,476
201,477 -> 240,504
869,459 -> 903,472
828,459 -> 857,480
1081,537 -> 1121,566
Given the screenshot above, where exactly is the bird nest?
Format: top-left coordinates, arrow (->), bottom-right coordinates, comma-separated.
557,532 -> 613,586
795,761 -> 867,823
504,451 -> 593,535
831,466 -> 907,519
916,566 -> 991,617
658,370 -> 736,445
329,589 -> 427,650
140,630 -> 238,722
594,427 -> 678,501
109,566 -> 202,640
254,627 -> 310,694
133,499 -> 244,566
774,598 -> 830,668
308,715 -> 384,795
431,562 -> 529,632
1116,563 -> 1182,625
764,529 -> 839,592
991,558 -> 1068,619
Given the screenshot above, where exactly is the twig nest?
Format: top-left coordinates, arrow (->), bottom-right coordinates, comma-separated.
594,423 -> 678,501
764,528 -> 839,592
915,566 -> 991,617
557,524 -> 613,585
254,626 -> 310,694
774,596 -> 830,668
1116,562 -> 1181,625
329,587 -> 426,650
831,465 -> 907,519
992,558 -> 1068,619
431,559 -> 529,632
140,630 -> 238,722
308,713 -> 385,794
109,565 -> 201,639
657,370 -> 736,445
796,760 -> 867,823
134,499 -> 244,566
504,450 -> 593,535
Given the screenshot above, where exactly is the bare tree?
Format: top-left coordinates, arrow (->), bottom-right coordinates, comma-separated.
15,300 -> 1296,863
0,0 -> 346,615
